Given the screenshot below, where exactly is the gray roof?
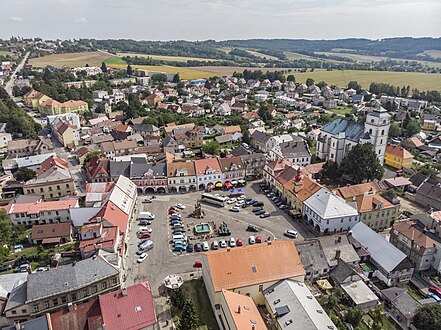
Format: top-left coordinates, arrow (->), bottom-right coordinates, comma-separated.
162,135 -> 177,147
340,280 -> 378,306
2,315 -> 49,330
130,158 -> 166,178
296,240 -> 329,275
4,282 -> 27,312
416,182 -> 441,202
250,130 -> 271,143
263,280 -> 335,330
331,259 -> 360,284
318,235 -> 360,267
381,288 -> 420,319
231,146 -> 249,157
304,188 -> 359,220
278,138 -> 310,158
109,160 -> 131,177
132,123 -> 159,133
215,134 -> 233,144
26,256 -> 119,302
0,273 -> 28,299
321,118 -> 365,142
350,222 -> 408,273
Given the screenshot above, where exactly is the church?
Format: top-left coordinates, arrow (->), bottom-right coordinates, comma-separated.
316,104 -> 391,164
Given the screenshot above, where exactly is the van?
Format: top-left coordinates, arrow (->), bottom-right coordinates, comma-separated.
139,212 -> 155,220
172,234 -> 187,241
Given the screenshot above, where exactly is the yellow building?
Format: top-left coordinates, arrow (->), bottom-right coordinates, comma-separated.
24,90 -> 51,108
355,192 -> 400,231
39,99 -> 88,116
384,144 -> 414,170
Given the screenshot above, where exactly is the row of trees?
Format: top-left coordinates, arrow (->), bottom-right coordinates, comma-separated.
369,82 -> 441,102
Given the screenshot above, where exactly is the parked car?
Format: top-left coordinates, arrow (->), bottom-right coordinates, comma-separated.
241,203 -> 250,208
137,253 -> 148,263
236,238 -> 243,246
252,207 -> 263,213
172,229 -> 185,235
211,241 -> 219,250
246,224 -> 260,232
284,230 -> 299,239
139,220 -> 152,226
168,209 -> 179,215
249,236 -> 256,245
187,244 -> 194,252
229,237 -> 236,247
255,209 -> 266,215
138,232 -> 151,239
219,240 -> 227,248
193,260 -> 202,268
254,201 -> 264,207
170,220 -> 183,226
174,244 -> 186,252
35,267 -> 49,272
172,224 -> 185,230
138,227 -> 152,233
279,204 -> 287,210
139,212 -> 155,220
229,206 -> 240,212
194,243 -> 202,252
138,240 -> 154,252
255,236 -> 262,243
275,201 -> 283,206
235,201 -> 245,207
227,198 -> 237,204
176,203 -> 186,210
143,198 -> 152,203
202,241 -> 209,251
260,212 -> 270,218
267,192 -> 275,197
170,214 -> 182,219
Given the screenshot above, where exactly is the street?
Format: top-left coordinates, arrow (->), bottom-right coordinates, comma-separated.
124,182 -> 316,297
5,51 -> 30,96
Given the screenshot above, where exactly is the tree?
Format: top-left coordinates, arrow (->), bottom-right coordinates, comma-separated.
388,122 -> 402,138
347,81 -> 362,93
413,304 -> 441,330
241,126 -> 251,145
126,64 -> 133,76
320,160 -> 341,180
202,141 -> 220,155
172,73 -> 180,83
340,143 -> 384,183
346,307 -> 363,326
306,78 -> 315,86
403,119 -> 420,137
14,167 -> 36,181
101,62 -> 108,73
177,299 -> 198,330
371,305 -> 384,330
151,73 -> 168,83
170,288 -> 186,309
286,74 -> 295,82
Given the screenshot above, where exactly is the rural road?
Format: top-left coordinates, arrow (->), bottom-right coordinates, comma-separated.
5,51 -> 30,96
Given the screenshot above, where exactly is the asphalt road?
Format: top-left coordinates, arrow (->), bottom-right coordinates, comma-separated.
124,182 -> 317,296
5,51 -> 30,96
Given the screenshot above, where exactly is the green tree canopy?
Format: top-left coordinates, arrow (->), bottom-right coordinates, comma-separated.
14,167 -> 36,182
177,299 -> 198,330
286,74 -> 295,82
306,78 -> 315,86
340,143 -> 384,183
202,141 -> 220,155
347,81 -> 362,93
126,64 -> 133,76
151,73 -> 168,83
320,160 -> 341,180
413,304 -> 441,330
388,122 -> 402,138
101,61 -> 108,73
346,307 -> 363,326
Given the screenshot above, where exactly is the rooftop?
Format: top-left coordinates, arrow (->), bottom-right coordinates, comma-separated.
222,290 -> 266,330
304,188 -> 359,219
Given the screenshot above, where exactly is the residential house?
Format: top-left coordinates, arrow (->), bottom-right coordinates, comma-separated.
167,161 -> 197,193
23,156 -> 75,200
30,222 -> 73,246
100,139 -> 137,158
316,104 -> 390,164
6,197 -> 79,226
218,157 -> 245,189
194,158 -> 223,191
318,234 -> 360,269
263,279 -> 336,330
131,124 -> 160,137
323,99 -> 337,109
79,222 -> 120,259
85,156 -> 110,183
24,89 -> 51,108
334,182 -> 383,200
303,188 -> 360,235
202,240 -> 305,309
215,102 -> 232,116
390,221 -> 441,272
52,119 -> 80,148
240,153 -> 266,178
7,138 -> 53,158
174,128 -> 204,148
385,144 -> 414,170
381,287 -> 421,329
266,134 -> 298,154
230,102 -> 248,113
0,132 -> 12,149
263,158 -> 293,191
285,174 -> 323,213
296,239 -> 331,282
350,222 -> 415,286
39,99 -> 88,116
218,290 -> 266,330
249,130 -> 271,152
221,125 -> 241,136
269,138 -> 311,167
415,181 -> 441,210
128,157 -> 168,194
146,93 -> 161,107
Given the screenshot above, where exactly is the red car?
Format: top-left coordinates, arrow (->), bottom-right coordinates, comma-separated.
255,236 -> 262,243
236,238 -> 243,246
193,260 -> 202,268
138,232 -> 151,239
429,285 -> 441,298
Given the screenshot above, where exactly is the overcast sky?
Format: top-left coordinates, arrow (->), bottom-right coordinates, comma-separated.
1,0 -> 440,40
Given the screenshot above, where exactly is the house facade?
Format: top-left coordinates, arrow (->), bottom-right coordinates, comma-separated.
384,144 -> 414,170
167,161 -> 197,193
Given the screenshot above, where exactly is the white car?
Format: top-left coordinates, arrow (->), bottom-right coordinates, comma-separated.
229,206 -> 240,212
138,227 -> 152,233
137,252 -> 148,263
175,203 -> 186,210
201,241 -> 209,251
235,201 -> 245,207
284,230 -> 299,239
227,198 -> 237,204
249,236 -> 256,245
35,267 -> 49,272
238,195 -> 247,201
229,237 -> 236,247
219,240 -> 227,248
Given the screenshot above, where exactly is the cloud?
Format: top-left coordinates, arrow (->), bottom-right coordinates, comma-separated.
74,17 -> 88,23
10,16 -> 23,22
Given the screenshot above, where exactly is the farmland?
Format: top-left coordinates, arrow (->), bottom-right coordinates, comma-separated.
0,50 -> 12,56
29,51 -> 125,68
421,50 -> 441,59
117,52 -> 221,62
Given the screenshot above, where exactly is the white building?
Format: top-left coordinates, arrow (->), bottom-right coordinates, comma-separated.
269,137 -> 311,167
0,132 -> 12,149
303,188 -> 360,235
47,113 -> 81,129
316,103 -> 390,164
266,134 -> 297,153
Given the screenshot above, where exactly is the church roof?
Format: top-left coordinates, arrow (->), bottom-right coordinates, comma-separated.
321,118 -> 365,142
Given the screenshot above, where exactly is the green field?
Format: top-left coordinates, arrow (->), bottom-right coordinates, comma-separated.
29,51 -> 125,68
247,50 -> 279,61
329,106 -> 353,116
117,52 -> 220,63
0,50 -> 12,56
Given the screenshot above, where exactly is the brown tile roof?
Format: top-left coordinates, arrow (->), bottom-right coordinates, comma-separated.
31,222 -> 72,240
194,158 -> 222,176
167,161 -> 196,177
222,125 -> 241,134
217,157 -> 244,173
393,221 -> 437,255
202,240 -> 305,292
37,156 -> 68,176
221,290 -> 266,329
49,299 -> 102,330
334,182 -> 382,200
7,139 -> 39,151
296,176 -> 323,202
355,193 -> 396,213
386,144 -> 414,159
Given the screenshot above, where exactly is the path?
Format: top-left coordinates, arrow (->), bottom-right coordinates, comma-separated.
5,51 -> 30,96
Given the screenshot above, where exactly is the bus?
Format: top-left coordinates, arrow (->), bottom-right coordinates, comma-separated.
201,193 -> 227,207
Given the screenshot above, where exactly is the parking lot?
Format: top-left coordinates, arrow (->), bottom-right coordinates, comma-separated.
125,182 -> 316,295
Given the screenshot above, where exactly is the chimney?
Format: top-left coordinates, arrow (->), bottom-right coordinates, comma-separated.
252,324 -> 255,330
14,322 -> 21,330
122,288 -> 128,296
337,236 -> 342,244
268,241 -> 272,245
335,249 -> 341,259
237,305 -> 241,314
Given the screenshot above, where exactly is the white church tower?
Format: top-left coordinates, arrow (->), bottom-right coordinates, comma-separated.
364,101 -> 391,164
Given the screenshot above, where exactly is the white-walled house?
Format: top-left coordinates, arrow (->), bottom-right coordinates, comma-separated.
303,188 -> 360,234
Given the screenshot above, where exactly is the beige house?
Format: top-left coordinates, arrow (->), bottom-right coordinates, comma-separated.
355,192 -> 400,231
202,240 -> 305,311
24,89 -> 51,108
53,120 -> 80,148
38,99 -> 89,116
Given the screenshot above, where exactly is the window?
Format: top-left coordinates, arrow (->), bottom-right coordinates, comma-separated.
92,285 -> 98,293
71,293 -> 77,301
43,301 -> 50,309
381,130 -> 385,135
57,185 -> 60,190
34,305 -> 39,312
83,289 -> 88,297
112,277 -> 117,285
21,309 -> 27,314
11,310 -> 17,315
102,282 -> 107,289
61,296 -> 67,304
259,284 -> 264,292
40,188 -> 44,192
53,298 -> 58,306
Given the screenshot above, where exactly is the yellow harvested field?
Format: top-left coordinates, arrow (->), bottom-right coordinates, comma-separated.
191,67 -> 441,91
422,50 -> 441,59
247,50 -> 279,61
117,52 -> 220,62
191,66 -> 290,75
29,51 -> 117,68
107,63 -> 215,80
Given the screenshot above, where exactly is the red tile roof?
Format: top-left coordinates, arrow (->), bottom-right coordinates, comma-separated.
37,156 -> 68,176
194,158 -> 222,176
49,299 -> 102,330
9,198 -> 79,215
98,283 -> 156,330
90,201 -> 129,234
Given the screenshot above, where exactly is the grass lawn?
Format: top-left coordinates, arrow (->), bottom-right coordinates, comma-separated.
29,51 -> 124,68
174,278 -> 219,330
329,106 -> 353,115
404,283 -> 425,300
117,52 -> 221,63
0,50 -> 12,56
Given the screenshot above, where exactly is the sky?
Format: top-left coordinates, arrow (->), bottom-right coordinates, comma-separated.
0,0 -> 440,40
